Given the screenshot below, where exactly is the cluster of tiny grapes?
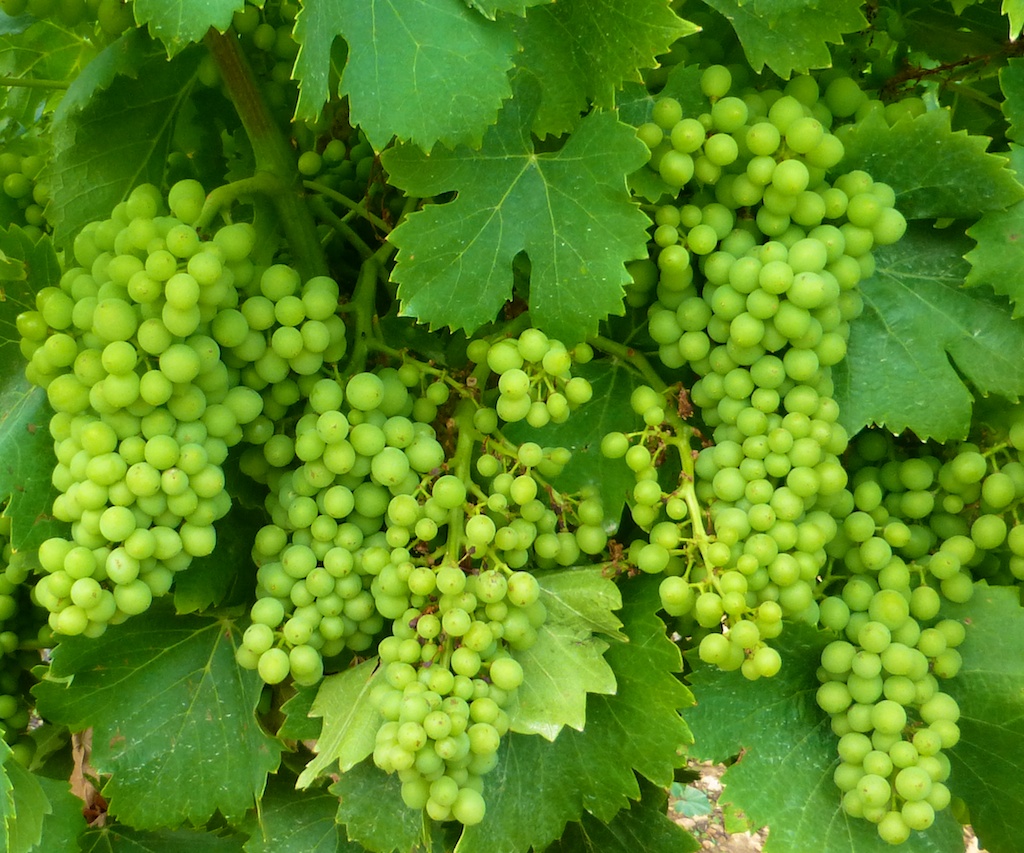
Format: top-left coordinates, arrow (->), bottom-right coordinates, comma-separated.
17,180 -> 338,636
0,0 -> 136,37
466,330 -> 594,427
627,68 -> 906,677
231,0 -> 300,115
231,341 -> 604,826
0,149 -> 49,240
815,425 -> 1024,842
296,128 -> 379,201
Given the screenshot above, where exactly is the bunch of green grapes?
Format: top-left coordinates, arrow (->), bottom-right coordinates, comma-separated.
18,180 -> 302,636
0,148 -> 49,239
232,0 -> 300,116
467,330 -> 594,426
1,0 -> 136,36
813,423 -> 1024,842
624,67 -> 907,677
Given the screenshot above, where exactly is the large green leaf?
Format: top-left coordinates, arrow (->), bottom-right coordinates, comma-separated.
838,108 -> 1024,220
701,0 -> 867,77
512,0 -> 696,137
47,34 -> 200,246
964,196 -> 1024,318
244,778 -> 361,853
686,624 -> 964,853
0,20 -> 95,130
510,568 -> 621,740
942,584 -> 1024,853
834,223 -> 1024,441
382,79 -> 650,344
78,825 -> 246,852
33,776 -> 86,853
292,0 -> 517,150
5,758 -> 48,853
32,610 -> 282,829
133,0 -> 244,56
296,657 -> 382,788
546,780 -> 698,853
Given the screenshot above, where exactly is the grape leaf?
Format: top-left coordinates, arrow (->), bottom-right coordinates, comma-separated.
331,760 -> 429,853
838,108 -> 1024,220
296,657 -> 382,788
1005,0 -> 1024,37
509,567 -> 620,740
243,778 -> 360,853
5,758 -> 48,853
382,79 -> 651,344
32,609 -> 282,829
133,0 -> 244,56
701,0 -> 867,77
503,360 -> 645,526
0,740 -> 11,853
547,780 -> 699,853
942,584 -> 1024,853
278,681 -> 322,741
512,0 -> 696,137
0,20 -> 95,131
1000,58 -> 1024,144
48,35 -> 200,246
834,223 -> 1024,441
78,825 -> 246,852
464,0 -> 551,19
33,776 -> 86,853
963,196 -> 1024,318
685,624 -> 964,853
456,577 -> 692,852
292,0 -> 517,150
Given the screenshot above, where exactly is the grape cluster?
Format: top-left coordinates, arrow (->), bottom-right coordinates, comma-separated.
232,0 -> 300,116
467,330 -> 594,427
0,0 -> 135,37
627,68 -> 907,676
0,148 -> 49,240
18,181 -> 339,636
809,427 -> 1024,841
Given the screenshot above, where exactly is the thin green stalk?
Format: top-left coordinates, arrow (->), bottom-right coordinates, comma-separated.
0,76 -> 69,89
341,258 -> 380,374
203,28 -> 328,281
588,333 -> 668,391
303,179 -> 391,232
306,194 -> 375,259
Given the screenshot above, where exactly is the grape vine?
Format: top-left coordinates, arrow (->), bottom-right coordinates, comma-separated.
1,2 -> 1024,853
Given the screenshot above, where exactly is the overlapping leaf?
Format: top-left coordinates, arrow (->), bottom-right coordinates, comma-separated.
686,625 -> 964,853
1000,58 -> 1024,144
942,584 -> 1024,853
702,0 -> 867,77
47,34 -> 200,246
32,610 -> 282,829
244,778 -> 360,853
79,825 -> 247,852
458,578 -> 691,852
33,777 -> 85,853
6,758 -> 49,853
1005,0 -> 1024,37
839,108 -> 1024,220
297,657 -> 382,788
465,0 -> 551,18
510,568 -> 620,739
834,223 -> 1024,441
292,0 -> 518,150
331,761 -> 427,853
964,196 -> 1024,318
512,0 -> 696,137
383,79 -> 651,343
133,0 -> 243,56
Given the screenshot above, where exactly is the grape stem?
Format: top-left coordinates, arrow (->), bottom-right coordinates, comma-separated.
203,27 -> 328,281
303,180 -> 392,232
446,400 -> 479,564
0,76 -> 69,89
193,173 -> 286,231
